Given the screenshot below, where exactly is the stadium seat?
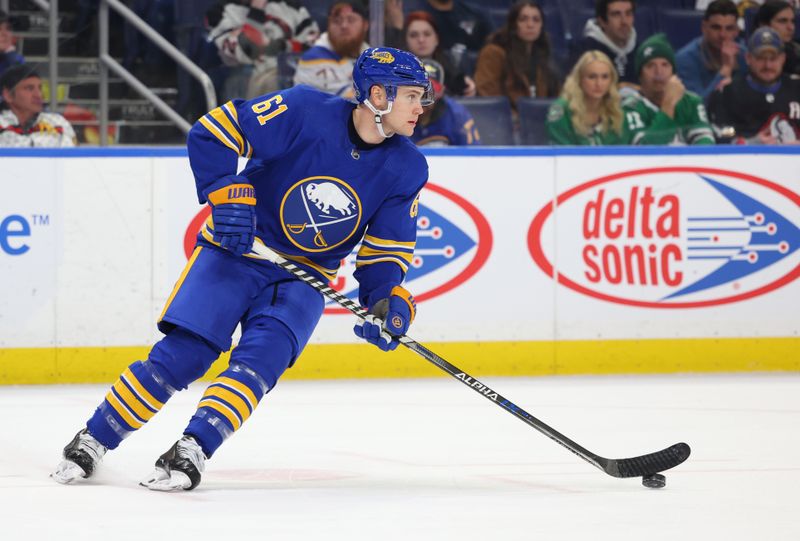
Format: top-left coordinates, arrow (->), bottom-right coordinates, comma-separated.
464,0 -> 512,10
637,0 -> 693,8
543,5 -> 567,57
517,97 -> 555,145
657,9 -> 704,51
488,7 -> 508,31
454,97 -> 515,146
634,6 -> 656,42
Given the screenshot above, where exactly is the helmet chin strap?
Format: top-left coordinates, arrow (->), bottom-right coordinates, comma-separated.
363,98 -> 394,139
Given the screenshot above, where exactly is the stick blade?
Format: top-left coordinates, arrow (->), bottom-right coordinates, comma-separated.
603,442 -> 691,478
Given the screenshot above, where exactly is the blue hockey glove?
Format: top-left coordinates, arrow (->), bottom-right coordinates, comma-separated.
354,286 -> 416,352
207,183 -> 256,256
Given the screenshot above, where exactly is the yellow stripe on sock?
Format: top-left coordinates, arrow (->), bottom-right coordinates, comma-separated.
105,390 -> 144,429
203,386 -> 252,423
112,379 -> 157,421
121,368 -> 164,410
198,398 -> 241,430
214,376 -> 259,409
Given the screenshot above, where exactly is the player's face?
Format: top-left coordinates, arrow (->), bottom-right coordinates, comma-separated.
515,5 -> 543,44
580,60 -> 613,102
3,76 -> 44,118
599,1 -> 634,46
769,7 -> 796,43
385,86 -> 425,137
747,49 -> 785,85
406,20 -> 438,58
639,58 -> 673,93
702,14 -> 739,51
0,22 -> 12,51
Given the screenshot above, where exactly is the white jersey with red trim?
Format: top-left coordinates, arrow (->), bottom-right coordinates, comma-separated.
0,109 -> 77,147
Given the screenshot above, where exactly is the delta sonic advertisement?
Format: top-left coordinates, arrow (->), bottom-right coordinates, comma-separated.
0,159 -> 58,348
529,158 -> 800,340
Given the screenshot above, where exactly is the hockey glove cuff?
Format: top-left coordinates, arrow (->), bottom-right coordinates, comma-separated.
208,183 -> 257,256
353,286 -> 416,352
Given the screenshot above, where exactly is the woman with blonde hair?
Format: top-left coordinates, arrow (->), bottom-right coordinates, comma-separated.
546,50 -> 628,145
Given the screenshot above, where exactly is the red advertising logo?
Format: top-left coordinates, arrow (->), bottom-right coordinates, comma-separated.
528,167 -> 800,308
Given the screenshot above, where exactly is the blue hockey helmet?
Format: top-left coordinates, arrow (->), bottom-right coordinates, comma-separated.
353,47 -> 434,106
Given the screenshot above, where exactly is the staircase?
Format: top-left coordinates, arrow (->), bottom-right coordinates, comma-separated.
8,0 -> 185,145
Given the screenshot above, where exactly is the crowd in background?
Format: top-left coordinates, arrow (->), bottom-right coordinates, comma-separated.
0,0 -> 799,147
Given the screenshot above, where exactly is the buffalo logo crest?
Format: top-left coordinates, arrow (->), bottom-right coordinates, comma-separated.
280,176 -> 362,252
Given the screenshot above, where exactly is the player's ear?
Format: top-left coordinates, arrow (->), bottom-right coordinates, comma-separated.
369,84 -> 386,108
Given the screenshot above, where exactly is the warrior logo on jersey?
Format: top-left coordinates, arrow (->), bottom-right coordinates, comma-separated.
529,167 -> 800,308
280,176 -> 362,252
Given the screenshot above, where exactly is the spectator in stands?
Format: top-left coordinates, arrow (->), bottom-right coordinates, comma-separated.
208,0 -> 319,100
546,50 -> 626,145
623,34 -> 715,145
404,11 -> 476,97
755,0 -> 800,75
0,10 -> 24,78
293,0 -> 369,99
708,27 -> 800,143
0,65 -> 77,147
572,0 -> 640,85
474,1 -> 561,110
421,0 -> 491,58
695,0 -> 800,15
676,0 -> 747,100
411,59 -> 480,146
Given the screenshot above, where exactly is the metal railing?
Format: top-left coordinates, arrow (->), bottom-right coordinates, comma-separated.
6,0 -> 58,111
98,0 -> 216,145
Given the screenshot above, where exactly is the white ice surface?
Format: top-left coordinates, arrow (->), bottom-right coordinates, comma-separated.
1,373 -> 798,541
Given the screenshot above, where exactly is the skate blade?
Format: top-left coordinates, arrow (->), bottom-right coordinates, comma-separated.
51,460 -> 87,484
139,468 -> 191,491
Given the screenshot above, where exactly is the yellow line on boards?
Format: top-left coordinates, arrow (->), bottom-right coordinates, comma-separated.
0,338 -> 798,385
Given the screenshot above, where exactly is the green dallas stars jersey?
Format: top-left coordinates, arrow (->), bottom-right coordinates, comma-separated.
545,97 -> 629,145
621,91 -> 715,145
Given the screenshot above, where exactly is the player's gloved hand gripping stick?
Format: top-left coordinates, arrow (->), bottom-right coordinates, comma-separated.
249,242 -> 691,487
354,286 -> 416,351
207,182 -> 257,256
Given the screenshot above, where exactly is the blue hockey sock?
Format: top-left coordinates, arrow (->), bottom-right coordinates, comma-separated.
184,363 -> 270,457
86,360 -> 176,449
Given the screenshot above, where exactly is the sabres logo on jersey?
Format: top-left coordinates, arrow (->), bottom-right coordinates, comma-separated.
280,176 -> 362,252
371,50 -> 395,64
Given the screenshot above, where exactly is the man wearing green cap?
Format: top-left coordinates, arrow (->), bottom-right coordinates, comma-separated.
622,33 -> 715,145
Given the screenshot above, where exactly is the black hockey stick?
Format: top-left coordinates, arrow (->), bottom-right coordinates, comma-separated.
250,242 -> 691,479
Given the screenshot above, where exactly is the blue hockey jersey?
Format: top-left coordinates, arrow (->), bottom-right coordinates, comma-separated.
187,85 -> 429,306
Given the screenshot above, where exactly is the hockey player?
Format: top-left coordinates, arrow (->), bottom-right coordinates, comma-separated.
708,27 -> 800,144
52,47 -> 432,491
622,33 -> 715,145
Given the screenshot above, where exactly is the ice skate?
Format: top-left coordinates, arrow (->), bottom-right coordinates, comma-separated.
51,428 -> 107,484
140,435 -> 206,491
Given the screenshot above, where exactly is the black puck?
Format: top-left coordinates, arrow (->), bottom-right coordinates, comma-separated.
642,473 -> 666,489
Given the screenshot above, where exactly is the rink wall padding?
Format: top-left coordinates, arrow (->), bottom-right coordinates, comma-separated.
1,147 -> 799,384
